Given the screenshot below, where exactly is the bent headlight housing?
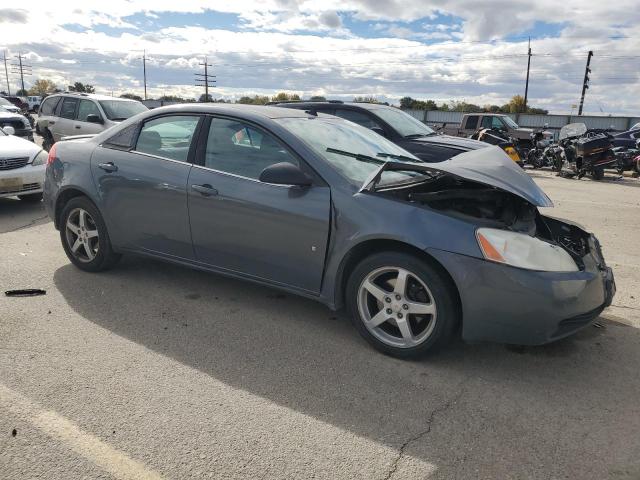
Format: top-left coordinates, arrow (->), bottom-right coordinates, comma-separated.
476,228 -> 579,272
31,149 -> 48,166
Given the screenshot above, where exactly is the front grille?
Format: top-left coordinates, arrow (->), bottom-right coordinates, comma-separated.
0,157 -> 29,170
0,182 -> 40,194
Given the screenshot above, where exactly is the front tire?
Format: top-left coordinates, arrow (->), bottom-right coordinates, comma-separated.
346,251 -> 459,359
59,196 -> 121,272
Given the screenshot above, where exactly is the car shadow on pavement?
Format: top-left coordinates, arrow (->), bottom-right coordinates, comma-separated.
0,197 -> 50,234
53,256 -> 640,478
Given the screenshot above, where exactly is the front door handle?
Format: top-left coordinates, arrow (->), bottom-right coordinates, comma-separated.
98,162 -> 118,173
75,125 -> 81,129
191,184 -> 218,196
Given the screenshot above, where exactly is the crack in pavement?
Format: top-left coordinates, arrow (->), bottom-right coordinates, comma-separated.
382,381 -> 468,480
2,214 -> 49,234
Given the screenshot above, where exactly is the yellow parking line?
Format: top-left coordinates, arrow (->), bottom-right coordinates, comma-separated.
0,383 -> 164,480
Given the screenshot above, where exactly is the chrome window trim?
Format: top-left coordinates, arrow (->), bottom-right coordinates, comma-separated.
191,163 -> 296,189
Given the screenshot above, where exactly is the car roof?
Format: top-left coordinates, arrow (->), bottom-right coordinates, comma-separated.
144,103 -> 323,119
271,101 -> 392,112
47,93 -> 140,102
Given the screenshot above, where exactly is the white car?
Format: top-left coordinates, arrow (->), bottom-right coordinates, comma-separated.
0,125 -> 47,202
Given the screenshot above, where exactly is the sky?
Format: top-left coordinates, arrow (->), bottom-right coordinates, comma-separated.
0,1 -> 638,114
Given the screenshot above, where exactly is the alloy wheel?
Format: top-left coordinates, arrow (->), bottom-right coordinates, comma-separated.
65,208 -> 100,263
357,266 -> 437,348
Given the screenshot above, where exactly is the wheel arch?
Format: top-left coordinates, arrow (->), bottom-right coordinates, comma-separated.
334,239 -> 462,322
54,187 -> 99,230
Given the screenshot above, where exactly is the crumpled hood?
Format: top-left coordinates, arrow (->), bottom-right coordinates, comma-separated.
0,133 -> 42,159
409,134 -> 487,151
434,146 -> 553,206
364,145 -> 553,207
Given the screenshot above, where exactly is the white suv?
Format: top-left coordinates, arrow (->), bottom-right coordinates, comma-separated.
37,93 -> 147,150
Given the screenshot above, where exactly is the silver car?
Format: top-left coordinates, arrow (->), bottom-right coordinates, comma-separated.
37,93 -> 147,150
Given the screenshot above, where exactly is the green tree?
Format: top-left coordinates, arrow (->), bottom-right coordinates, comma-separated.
308,95 -> 327,102
353,96 -> 379,103
271,92 -> 300,102
198,93 -> 213,102
28,79 -> 58,97
68,82 -> 95,93
16,89 -> 28,96
237,95 -> 270,105
508,95 -> 526,114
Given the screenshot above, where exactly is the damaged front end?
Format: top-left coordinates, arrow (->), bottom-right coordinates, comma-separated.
363,147 -> 615,344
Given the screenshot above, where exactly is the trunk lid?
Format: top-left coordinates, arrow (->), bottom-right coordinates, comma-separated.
362,145 -> 553,207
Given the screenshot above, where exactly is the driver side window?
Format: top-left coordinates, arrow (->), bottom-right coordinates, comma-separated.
205,118 -> 299,179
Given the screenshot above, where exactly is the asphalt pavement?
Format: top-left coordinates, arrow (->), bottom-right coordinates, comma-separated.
1,168 -> 639,479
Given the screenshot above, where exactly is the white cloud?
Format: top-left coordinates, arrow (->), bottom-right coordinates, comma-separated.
0,1 -> 637,114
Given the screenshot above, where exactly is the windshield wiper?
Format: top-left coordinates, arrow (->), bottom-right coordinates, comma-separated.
326,147 -> 385,165
376,152 -> 422,163
326,147 -> 420,165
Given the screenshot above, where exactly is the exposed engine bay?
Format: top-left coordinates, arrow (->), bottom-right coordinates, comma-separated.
378,174 -> 591,265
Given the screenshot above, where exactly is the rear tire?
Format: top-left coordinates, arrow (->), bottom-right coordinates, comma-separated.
18,193 -> 43,202
59,196 -> 121,272
346,251 -> 459,359
41,129 -> 54,152
591,167 -> 605,180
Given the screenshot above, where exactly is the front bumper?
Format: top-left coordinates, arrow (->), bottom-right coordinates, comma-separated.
428,238 -> 615,345
0,164 -> 45,198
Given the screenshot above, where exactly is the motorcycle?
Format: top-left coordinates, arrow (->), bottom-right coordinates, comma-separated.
526,125 -> 559,169
613,138 -> 640,175
469,127 -> 523,167
557,123 -> 616,180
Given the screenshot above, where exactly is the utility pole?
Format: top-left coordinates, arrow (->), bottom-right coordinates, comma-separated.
195,56 -> 216,102
523,37 -> 531,112
10,53 -> 31,94
3,51 -> 10,95
142,50 -> 147,100
578,50 -> 593,116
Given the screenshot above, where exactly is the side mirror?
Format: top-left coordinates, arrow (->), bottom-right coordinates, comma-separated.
86,114 -> 103,124
259,162 -> 312,187
2,126 -> 15,135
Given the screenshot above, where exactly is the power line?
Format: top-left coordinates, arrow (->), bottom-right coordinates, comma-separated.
10,53 -> 31,94
2,51 -> 9,95
578,50 -> 593,116
195,56 -> 216,101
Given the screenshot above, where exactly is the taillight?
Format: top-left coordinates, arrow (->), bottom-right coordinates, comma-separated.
47,143 -> 57,165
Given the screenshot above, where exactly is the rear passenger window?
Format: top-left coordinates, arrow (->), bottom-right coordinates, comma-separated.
205,118 -> 299,179
134,115 -> 200,162
60,98 -> 79,119
40,97 -> 60,115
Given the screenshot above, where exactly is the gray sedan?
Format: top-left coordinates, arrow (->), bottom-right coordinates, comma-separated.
43,104 -> 615,358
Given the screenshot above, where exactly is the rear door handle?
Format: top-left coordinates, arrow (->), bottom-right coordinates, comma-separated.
49,121 -> 55,125
75,125 -> 81,129
98,162 -> 118,173
191,184 -> 218,196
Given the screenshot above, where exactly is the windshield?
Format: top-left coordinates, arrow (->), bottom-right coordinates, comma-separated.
559,123 -> 587,140
277,116 -> 429,187
502,116 -> 519,129
99,100 -> 147,121
373,107 -> 435,137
